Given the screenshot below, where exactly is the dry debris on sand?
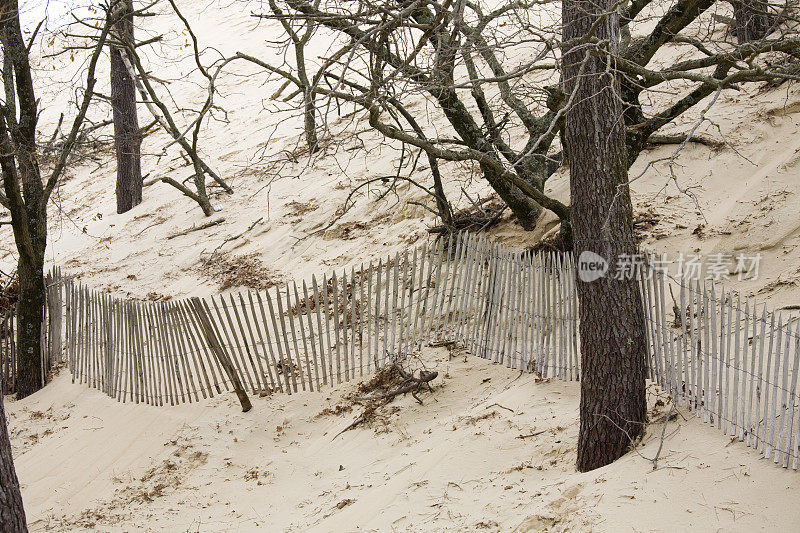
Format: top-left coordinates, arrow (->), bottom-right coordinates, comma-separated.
198,252 -> 282,292
325,361 -> 439,439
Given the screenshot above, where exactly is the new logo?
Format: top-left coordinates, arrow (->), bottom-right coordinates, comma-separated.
577,251 -> 608,282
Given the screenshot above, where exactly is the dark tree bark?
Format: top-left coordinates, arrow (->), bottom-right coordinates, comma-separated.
562,0 -> 648,471
732,0 -> 774,44
302,87 -> 318,152
110,0 -> 142,214
14,253 -> 44,399
0,394 -> 27,532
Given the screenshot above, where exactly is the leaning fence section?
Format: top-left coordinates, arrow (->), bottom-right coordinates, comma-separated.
60,234 -> 576,406
6,232 -> 798,472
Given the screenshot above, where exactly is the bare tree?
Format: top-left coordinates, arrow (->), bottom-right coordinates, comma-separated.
110,0 -> 143,214
235,0 -> 799,245
82,0 -> 234,216
260,0 -> 322,153
0,0 -> 111,397
0,394 -> 26,531
244,0 -> 562,232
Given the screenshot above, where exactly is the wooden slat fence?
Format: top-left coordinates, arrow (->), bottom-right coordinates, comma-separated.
644,262 -> 800,470
60,234 -> 575,405
6,234 -> 799,472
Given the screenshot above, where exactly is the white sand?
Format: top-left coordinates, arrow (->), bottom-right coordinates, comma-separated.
8,347 -> 800,531
3,0 -> 800,530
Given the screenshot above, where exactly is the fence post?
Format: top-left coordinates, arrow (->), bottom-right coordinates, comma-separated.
190,297 -> 251,412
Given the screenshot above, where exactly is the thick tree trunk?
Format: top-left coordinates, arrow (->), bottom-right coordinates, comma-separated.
563,0 -> 648,472
429,155 -> 453,229
110,0 -> 142,214
732,0 -> 774,43
480,163 -> 542,230
0,394 -> 27,531
2,0 -> 108,401
14,252 -> 44,400
191,160 -> 214,217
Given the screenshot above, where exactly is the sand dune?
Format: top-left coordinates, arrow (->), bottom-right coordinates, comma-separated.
4,0 -> 800,530
7,347 -> 800,531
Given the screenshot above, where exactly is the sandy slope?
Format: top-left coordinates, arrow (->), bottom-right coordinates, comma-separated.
3,0 -> 800,530
3,0 -> 800,309
8,347 -> 800,532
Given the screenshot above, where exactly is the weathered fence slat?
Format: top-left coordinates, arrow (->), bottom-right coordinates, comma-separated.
731,295 -> 743,437
209,296 -> 245,393
151,300 -> 169,406
365,262 -> 374,374
331,272 -> 343,384
176,299 -> 213,399
404,250 -> 416,358
412,246 -> 426,352
453,234 -> 473,347
382,256 -> 392,365
158,300 -> 181,405
135,302 -> 153,405
748,307 -> 765,446
788,319 -> 800,469
293,282 -> 314,392
701,284 -> 711,421
229,293 -> 263,394
688,280 -> 699,412
284,283 -> 307,391
168,300 -> 197,403
436,235 -> 454,343
776,319 -> 793,463
555,253 -> 565,378
301,281 -> 322,390
737,298 -> 750,440
784,320 -> 800,467
255,290 -> 285,394
274,285 -> 299,393
373,262 -> 383,370
766,315 -> 786,458
761,312 -> 779,453
357,265 -> 366,376
390,253 -> 401,356
243,291 -> 274,393
722,291 -> 734,433
190,298 -> 251,411
398,253 -> 409,357
237,292 -> 269,396
217,295 -> 256,393
311,275 -> 330,385
658,262 -> 671,394
340,271 -> 350,383
755,310 -> 773,448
